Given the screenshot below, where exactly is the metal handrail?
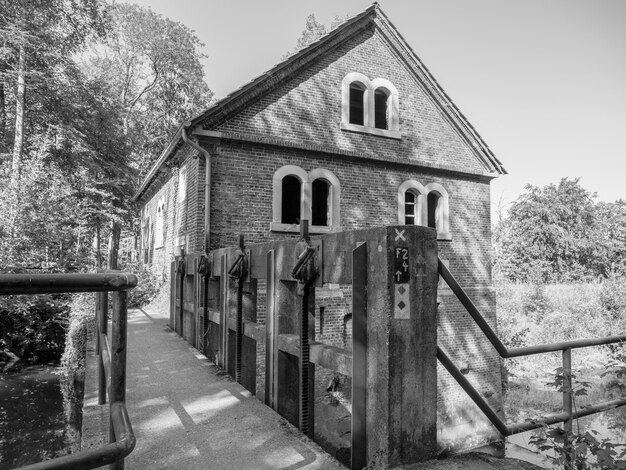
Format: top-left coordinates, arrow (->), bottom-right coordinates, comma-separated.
437,259 -> 626,437
2,272 -> 137,470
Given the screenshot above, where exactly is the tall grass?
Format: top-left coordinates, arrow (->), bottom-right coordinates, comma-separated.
497,277 -> 626,422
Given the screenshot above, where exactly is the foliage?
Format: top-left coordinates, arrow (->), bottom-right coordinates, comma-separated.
529,367 -> 626,469
493,178 -> 626,283
283,13 -> 351,59
0,1 -> 213,271
496,282 -> 619,347
84,2 -> 214,181
599,276 -> 626,320
0,294 -> 71,363
121,261 -> 163,308
60,293 -> 95,375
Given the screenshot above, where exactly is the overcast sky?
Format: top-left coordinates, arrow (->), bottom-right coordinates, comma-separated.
129,0 -> 626,217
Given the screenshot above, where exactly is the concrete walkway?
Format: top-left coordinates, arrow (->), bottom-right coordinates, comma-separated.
82,306 -> 344,470
81,305 -> 540,470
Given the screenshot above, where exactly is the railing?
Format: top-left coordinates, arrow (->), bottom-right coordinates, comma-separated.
437,259 -> 626,437
0,272 -> 137,470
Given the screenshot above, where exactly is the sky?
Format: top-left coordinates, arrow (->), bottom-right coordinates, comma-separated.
129,0 -> 626,218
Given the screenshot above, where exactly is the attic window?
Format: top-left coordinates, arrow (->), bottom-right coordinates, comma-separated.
374,88 -> 390,129
341,72 -> 400,139
349,83 -> 365,126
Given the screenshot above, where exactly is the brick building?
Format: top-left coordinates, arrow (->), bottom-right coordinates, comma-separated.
133,3 -> 506,455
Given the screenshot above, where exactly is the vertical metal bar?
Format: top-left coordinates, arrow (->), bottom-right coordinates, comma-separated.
203,268 -> 210,356
299,284 -> 310,435
298,221 -> 311,435
220,254 -> 228,368
236,235 -> 244,383
179,254 -> 185,337
351,241 -> 367,470
98,291 -> 108,405
265,249 -> 276,408
563,347 -> 573,470
109,290 -> 128,470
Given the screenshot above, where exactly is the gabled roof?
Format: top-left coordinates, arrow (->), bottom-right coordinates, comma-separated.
133,3 -> 505,202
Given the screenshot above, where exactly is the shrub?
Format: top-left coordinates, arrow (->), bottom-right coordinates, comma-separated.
60,293 -> 95,376
600,276 -> 626,321
0,294 -> 71,364
119,260 -> 163,308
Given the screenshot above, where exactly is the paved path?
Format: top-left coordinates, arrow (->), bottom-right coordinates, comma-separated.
83,306 -> 344,470
81,305 -> 539,470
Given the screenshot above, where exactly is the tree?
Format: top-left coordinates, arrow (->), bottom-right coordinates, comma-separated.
0,0 -> 106,195
0,1 -> 137,270
80,3 -> 213,268
84,3 -> 213,180
283,13 -> 351,59
494,178 -> 605,283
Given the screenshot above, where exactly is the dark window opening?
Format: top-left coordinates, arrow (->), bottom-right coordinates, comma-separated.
319,306 -> 325,336
427,192 -> 439,229
312,179 -> 330,226
281,175 -> 301,224
374,89 -> 389,129
349,83 -> 365,125
405,191 -> 416,225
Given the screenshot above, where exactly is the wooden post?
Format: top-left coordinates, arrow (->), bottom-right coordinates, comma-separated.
110,290 -> 128,470
98,291 -> 108,405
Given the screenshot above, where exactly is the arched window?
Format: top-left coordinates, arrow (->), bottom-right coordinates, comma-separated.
427,192 -> 440,229
312,179 -> 330,226
154,197 -> 165,248
405,191 -> 416,225
374,88 -> 390,130
349,82 -> 366,126
398,180 -> 451,240
281,175 -> 302,224
272,166 -> 340,233
341,73 -> 400,138
424,183 -> 450,239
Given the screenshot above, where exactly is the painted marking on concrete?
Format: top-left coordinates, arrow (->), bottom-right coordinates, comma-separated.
394,228 -> 406,241
394,246 -> 410,283
394,283 -> 410,319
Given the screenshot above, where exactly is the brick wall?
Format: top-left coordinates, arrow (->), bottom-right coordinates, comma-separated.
137,20 -> 502,452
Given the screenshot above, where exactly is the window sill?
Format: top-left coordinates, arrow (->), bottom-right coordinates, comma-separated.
340,122 -> 401,140
437,232 -> 452,241
270,222 -> 337,234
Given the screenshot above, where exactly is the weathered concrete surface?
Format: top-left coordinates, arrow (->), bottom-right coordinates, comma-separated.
83,305 -> 345,470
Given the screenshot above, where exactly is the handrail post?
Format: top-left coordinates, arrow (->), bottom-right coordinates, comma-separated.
110,290 -> 129,470
563,347 -> 573,470
98,291 -> 109,405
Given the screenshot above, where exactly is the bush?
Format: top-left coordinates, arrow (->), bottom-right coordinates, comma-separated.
120,261 -> 163,308
0,294 -> 71,364
60,293 -> 95,376
600,275 -> 626,320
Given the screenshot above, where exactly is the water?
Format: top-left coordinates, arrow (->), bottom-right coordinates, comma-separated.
0,366 -> 82,469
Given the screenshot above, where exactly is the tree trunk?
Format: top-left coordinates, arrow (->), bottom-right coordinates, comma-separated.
94,218 -> 102,269
108,220 -> 121,270
11,43 -> 25,193
0,81 -> 6,152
